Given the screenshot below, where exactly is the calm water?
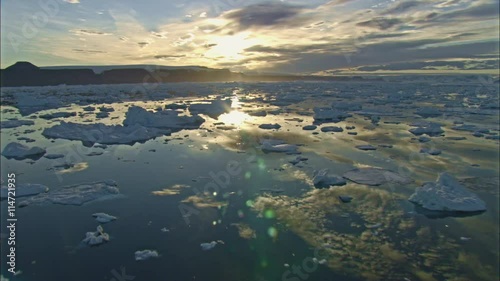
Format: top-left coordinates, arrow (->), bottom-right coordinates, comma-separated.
1,81 -> 499,281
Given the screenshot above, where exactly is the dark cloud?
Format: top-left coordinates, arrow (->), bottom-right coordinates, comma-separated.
356,17 -> 404,30
224,2 -> 309,31
138,42 -> 149,48
72,49 -> 106,54
432,2 -> 499,21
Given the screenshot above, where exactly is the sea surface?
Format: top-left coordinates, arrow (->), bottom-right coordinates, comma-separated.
1,80 -> 499,281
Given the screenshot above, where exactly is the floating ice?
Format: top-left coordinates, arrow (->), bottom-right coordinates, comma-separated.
189,99 -> 231,118
39,112 -> 76,120
343,168 -> 413,186
0,120 -> 34,129
2,142 -> 46,160
420,148 -> 442,155
415,107 -> 441,118
289,156 -> 308,165
42,122 -> 168,145
302,125 -> 317,130
409,123 -> 444,137
355,145 -> 377,151
259,123 -> 281,130
313,107 -> 351,123
82,225 -> 110,246
200,241 -> 218,250
408,173 -> 486,212
135,250 -> 159,261
0,183 -> 49,199
313,169 -> 346,188
18,180 -> 121,207
261,140 -> 299,154
321,126 -> 343,132
123,106 -> 204,130
92,213 -> 117,223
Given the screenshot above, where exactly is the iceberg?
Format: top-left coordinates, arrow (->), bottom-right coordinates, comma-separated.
409,173 -> 486,212
135,250 -> 159,261
18,180 -> 121,207
2,142 -> 46,160
0,183 -> 49,199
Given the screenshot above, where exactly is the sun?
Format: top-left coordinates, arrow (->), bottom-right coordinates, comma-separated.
205,32 -> 258,60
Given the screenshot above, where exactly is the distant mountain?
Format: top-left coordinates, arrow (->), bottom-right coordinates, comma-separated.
0,61 -> 375,87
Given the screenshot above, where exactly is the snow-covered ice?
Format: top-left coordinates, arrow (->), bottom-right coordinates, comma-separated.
135,250 -> 159,261
82,225 -> 110,246
93,213 -> 117,223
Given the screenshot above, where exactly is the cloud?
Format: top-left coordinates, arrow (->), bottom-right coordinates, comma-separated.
223,2 -> 308,31
383,1 -> 423,14
64,0 -> 80,3
356,17 -> 404,30
71,29 -> 112,36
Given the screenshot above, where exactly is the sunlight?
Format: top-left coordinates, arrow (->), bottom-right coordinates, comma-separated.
218,110 -> 251,126
205,32 -> 259,60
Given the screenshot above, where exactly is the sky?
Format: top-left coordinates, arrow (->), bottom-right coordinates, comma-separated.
1,0 -> 499,74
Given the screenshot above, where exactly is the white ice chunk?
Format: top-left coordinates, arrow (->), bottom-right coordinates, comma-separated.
261,141 -> 299,154
135,250 -> 159,261
92,213 -> 117,223
189,99 -> 231,118
200,241 -> 218,251
408,173 -> 486,212
82,225 -> 110,246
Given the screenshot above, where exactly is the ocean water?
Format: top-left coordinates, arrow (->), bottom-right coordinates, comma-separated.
1,80 -> 499,281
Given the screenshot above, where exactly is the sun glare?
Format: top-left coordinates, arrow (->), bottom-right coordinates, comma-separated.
205,33 -> 258,60
218,110 -> 251,126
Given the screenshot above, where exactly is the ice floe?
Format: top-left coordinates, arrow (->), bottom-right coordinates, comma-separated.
261,140 -> 299,154
409,173 -> 486,212
343,168 -> 412,186
321,126 -> 343,132
82,225 -> 110,246
123,106 -> 204,130
42,122 -> 168,145
200,240 -> 224,250
313,107 -> 351,123
92,213 -> 117,223
313,169 -> 347,188
2,142 -> 46,160
0,120 -> 34,129
0,183 -> 49,199
189,99 -> 231,118
408,123 -> 444,137
39,112 -> 76,120
259,123 -> 281,130
18,180 -> 121,207
135,250 -> 159,261
355,145 -> 377,151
